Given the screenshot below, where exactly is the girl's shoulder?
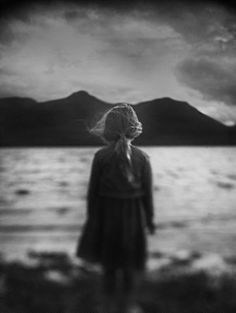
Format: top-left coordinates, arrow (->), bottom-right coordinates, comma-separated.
93,145 -> 114,162
95,145 -> 112,156
131,145 -> 150,161
95,144 -> 149,157
93,144 -> 150,166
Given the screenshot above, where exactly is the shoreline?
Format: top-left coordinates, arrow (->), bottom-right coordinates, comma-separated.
1,250 -> 236,313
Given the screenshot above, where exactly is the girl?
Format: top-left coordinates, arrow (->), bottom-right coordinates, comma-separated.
76,103 -> 155,313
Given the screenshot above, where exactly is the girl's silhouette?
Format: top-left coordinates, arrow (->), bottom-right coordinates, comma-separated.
76,103 -> 155,313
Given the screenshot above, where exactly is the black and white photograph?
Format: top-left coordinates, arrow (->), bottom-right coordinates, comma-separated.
0,0 -> 236,312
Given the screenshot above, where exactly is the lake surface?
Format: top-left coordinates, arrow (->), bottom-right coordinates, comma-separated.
0,147 -> 236,261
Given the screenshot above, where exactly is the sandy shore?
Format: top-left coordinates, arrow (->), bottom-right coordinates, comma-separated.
1,250 -> 236,313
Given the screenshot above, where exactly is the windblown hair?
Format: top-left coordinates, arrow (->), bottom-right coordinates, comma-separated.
90,103 -> 142,159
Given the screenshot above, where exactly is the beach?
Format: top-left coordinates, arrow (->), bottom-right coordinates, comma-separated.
1,249 -> 236,313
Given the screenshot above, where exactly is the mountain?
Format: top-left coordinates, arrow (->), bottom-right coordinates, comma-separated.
0,91 -> 233,146
0,91 -> 111,146
228,125 -> 236,145
134,98 -> 229,145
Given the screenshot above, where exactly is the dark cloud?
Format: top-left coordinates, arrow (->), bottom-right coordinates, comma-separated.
1,0 -> 235,43
0,0 -> 236,19
177,57 -> 236,105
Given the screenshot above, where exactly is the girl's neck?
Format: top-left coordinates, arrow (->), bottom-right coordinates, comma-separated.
109,138 -> 132,146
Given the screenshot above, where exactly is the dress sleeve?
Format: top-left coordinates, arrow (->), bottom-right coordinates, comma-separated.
142,155 -> 155,228
87,153 -> 101,218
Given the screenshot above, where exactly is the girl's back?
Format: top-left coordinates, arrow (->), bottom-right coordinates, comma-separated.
94,144 -> 150,199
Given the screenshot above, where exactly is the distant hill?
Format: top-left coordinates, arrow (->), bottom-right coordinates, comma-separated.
228,125 -> 236,145
0,91 -> 110,146
0,91 -> 234,146
134,98 -> 229,145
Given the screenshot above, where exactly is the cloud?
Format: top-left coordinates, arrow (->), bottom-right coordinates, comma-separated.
0,1 -> 236,121
177,57 -> 236,105
0,5 -> 189,102
173,4 -> 236,107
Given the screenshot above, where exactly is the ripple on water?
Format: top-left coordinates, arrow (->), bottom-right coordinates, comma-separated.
15,189 -> 30,196
216,181 -> 234,190
227,174 -> 236,181
58,181 -> 68,187
56,207 -> 70,215
0,208 -> 32,215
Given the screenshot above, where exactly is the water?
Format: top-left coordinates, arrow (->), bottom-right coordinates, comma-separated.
0,147 -> 236,261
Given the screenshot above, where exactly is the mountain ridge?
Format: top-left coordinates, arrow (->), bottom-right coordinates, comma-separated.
0,91 -> 234,146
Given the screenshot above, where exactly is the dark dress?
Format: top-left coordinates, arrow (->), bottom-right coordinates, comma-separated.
76,144 -> 154,271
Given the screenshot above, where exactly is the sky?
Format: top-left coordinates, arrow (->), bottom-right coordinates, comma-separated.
0,0 -> 236,124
